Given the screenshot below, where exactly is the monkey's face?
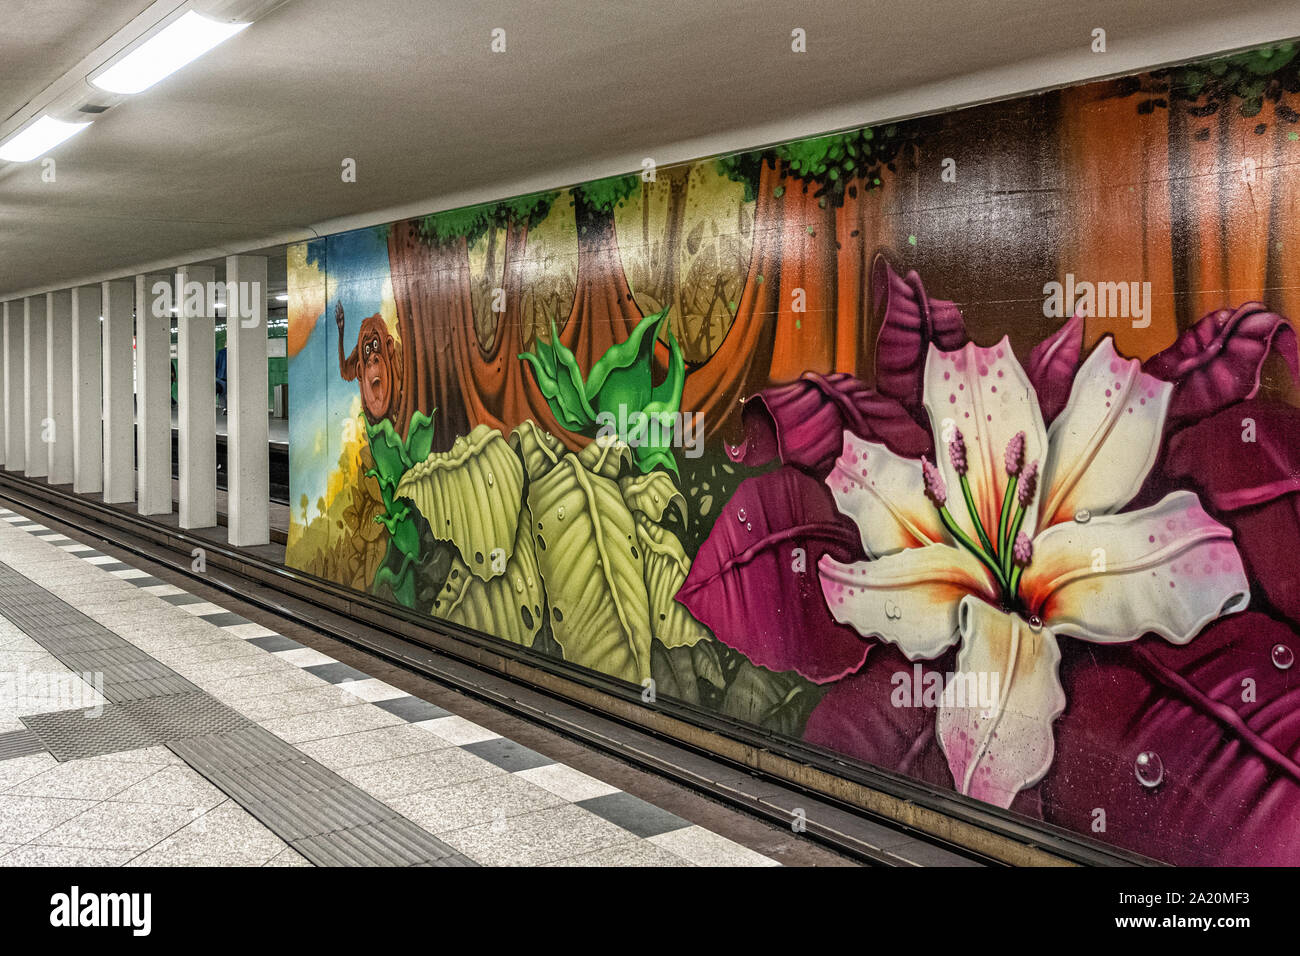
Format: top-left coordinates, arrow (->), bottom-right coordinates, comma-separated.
360,327 -> 392,420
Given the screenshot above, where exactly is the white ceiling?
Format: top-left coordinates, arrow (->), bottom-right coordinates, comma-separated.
3,0 -> 1299,299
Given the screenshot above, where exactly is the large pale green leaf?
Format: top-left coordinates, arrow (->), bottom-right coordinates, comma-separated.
720,660 -> 824,738
510,420 -> 565,482
650,639 -> 727,706
619,471 -> 687,525
576,433 -> 633,480
634,513 -> 709,649
434,515 -> 546,647
650,641 -> 702,705
527,452 -> 652,683
395,424 -> 524,581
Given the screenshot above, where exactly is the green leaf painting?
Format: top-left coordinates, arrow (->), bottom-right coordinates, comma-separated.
435,518 -> 546,648
519,307 -> 687,475
394,424 -> 526,582
364,410 -> 436,608
525,446 -> 653,683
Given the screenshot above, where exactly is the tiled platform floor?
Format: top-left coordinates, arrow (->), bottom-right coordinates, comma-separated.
0,506 -> 788,867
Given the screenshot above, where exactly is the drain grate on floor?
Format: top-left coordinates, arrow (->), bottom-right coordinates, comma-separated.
20,693 -> 250,761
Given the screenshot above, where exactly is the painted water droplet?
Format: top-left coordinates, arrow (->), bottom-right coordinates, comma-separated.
1074,509 -> 1091,524
1134,751 -> 1164,788
487,472 -> 494,486
737,507 -> 747,522
1027,615 -> 1043,632
746,522 -> 752,531
515,579 -> 524,593
556,506 -> 566,520
1272,643 -> 1295,671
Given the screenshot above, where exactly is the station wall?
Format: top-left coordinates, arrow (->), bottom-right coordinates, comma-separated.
284,40 -> 1300,865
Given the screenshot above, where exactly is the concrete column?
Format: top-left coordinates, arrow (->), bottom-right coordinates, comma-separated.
136,275 -> 172,515
0,302 -> 8,468
2,300 -> 21,471
101,280 -> 134,503
72,285 -> 103,494
24,297 -> 48,477
177,264 -> 216,529
46,291 -> 74,485
225,255 -> 269,546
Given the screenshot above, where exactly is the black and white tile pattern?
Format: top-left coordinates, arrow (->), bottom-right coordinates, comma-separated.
0,507 -> 781,866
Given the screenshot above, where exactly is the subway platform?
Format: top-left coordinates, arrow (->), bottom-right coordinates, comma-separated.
0,503 -> 855,868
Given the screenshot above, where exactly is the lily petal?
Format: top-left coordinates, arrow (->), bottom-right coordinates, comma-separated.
819,545 -> 997,660
1022,491 -> 1250,644
1039,337 -> 1172,527
938,597 -> 1066,808
826,432 -> 947,558
923,338 -> 1048,544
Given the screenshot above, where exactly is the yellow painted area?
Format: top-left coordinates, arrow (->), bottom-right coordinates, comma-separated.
286,241 -> 325,358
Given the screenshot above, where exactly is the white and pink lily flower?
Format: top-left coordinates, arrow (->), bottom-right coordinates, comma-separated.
818,336 -> 1250,808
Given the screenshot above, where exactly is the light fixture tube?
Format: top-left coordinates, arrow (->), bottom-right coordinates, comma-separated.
0,115 -> 92,163
90,11 -> 250,95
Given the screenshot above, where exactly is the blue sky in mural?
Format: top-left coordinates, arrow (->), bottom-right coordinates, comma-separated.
287,226 -> 392,519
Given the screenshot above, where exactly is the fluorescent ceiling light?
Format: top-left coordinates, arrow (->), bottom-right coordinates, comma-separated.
90,11 -> 250,95
0,115 -> 92,163
275,294 -> 288,301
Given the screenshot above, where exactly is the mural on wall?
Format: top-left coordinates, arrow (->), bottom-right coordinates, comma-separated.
286,40 -> 1300,865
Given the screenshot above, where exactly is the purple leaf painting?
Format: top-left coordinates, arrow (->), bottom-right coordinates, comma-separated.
804,642 -> 1046,818
1163,398 -> 1300,624
1026,312 -> 1084,424
1042,612 -> 1300,865
871,253 -> 967,417
677,467 -> 870,684
803,643 -> 955,789
727,372 -> 931,476
1144,303 -> 1299,429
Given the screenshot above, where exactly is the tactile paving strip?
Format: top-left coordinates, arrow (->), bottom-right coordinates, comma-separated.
170,727 -> 476,867
0,728 -> 47,761
0,559 -> 473,866
0,561 -> 201,703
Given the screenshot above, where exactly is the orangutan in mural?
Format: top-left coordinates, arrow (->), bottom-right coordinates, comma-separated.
336,300 -> 399,425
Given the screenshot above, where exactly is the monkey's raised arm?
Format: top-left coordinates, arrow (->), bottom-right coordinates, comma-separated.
337,300 -> 361,382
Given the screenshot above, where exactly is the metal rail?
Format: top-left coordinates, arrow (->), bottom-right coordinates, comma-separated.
0,471 -> 1158,867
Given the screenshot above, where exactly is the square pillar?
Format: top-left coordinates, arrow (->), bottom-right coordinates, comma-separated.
136,275 -> 172,515
46,290 -> 74,485
101,280 -> 134,503
3,300 -> 22,471
24,297 -> 48,477
0,302 -> 8,468
72,285 -> 103,494
177,264 -> 216,529
225,255 -> 269,546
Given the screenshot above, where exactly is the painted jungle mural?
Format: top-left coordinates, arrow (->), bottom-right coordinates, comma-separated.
287,41 -> 1300,865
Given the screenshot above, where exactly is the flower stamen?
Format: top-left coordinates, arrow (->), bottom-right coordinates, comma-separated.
1009,531 -> 1032,596
997,431 -> 1026,559
949,429 -> 1000,563
1000,458 -> 1039,587
924,447 -> 1009,593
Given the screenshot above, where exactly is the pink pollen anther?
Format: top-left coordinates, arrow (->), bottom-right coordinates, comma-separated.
1013,531 -> 1033,567
922,456 -> 948,507
948,429 -> 968,476
1004,431 -> 1025,476
1018,460 -> 1039,507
